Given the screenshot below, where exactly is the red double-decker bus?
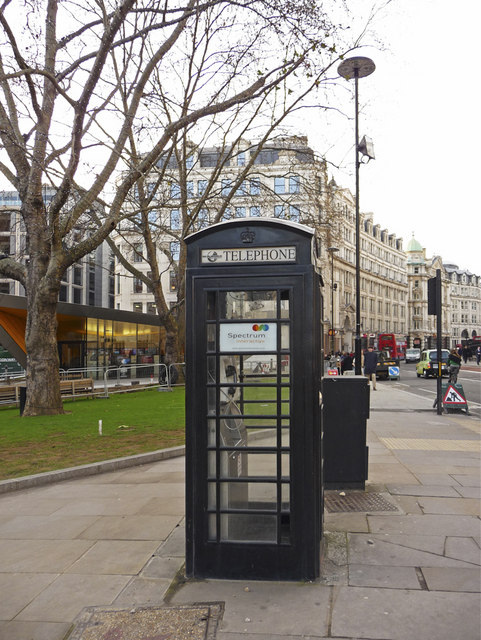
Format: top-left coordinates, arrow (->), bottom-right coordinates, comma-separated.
377,333 -> 407,360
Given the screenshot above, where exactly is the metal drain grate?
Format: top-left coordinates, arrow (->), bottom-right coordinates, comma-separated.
324,492 -> 398,513
68,603 -> 224,640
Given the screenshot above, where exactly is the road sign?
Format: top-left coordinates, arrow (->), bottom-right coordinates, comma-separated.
442,384 -> 467,405
388,366 -> 400,379
438,383 -> 469,414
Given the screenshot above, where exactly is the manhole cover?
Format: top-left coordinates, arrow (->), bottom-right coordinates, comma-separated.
324,492 -> 398,513
67,603 -> 223,640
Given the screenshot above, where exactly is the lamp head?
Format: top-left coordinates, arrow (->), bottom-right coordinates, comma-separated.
358,135 -> 375,162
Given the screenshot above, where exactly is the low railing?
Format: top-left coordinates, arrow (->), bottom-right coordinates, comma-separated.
101,362 -> 186,397
0,362 -> 186,406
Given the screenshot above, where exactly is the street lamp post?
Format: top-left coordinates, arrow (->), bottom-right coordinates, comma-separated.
327,247 -> 339,355
338,56 -> 375,375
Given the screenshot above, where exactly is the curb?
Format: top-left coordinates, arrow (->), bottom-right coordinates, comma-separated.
0,445 -> 185,495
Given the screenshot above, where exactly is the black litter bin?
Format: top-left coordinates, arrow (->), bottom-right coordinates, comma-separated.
321,376 -> 370,489
19,384 -> 27,416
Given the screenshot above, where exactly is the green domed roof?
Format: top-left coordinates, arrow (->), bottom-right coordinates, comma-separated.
406,235 -> 423,252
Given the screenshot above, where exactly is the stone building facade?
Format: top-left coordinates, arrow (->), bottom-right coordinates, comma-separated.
113,136 -> 409,355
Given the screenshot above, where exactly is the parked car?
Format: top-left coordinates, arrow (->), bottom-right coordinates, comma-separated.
376,351 -> 399,380
405,348 -> 421,363
416,349 -> 449,378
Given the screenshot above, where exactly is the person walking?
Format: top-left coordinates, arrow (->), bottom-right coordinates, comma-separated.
363,345 -> 378,391
476,345 -> 481,366
448,348 -> 462,384
341,352 -> 353,375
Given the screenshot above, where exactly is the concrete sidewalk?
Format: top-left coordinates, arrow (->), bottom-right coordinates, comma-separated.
0,382 -> 479,640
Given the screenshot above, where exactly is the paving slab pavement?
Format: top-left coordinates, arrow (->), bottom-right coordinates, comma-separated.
0,382 -> 479,640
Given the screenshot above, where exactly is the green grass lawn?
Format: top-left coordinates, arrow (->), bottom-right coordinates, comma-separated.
0,387 -> 186,480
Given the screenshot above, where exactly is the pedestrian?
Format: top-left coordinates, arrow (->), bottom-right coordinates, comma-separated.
476,345 -> 481,366
341,352 -> 353,375
448,348 -> 462,384
336,353 -> 341,375
363,345 -> 378,391
462,346 -> 469,364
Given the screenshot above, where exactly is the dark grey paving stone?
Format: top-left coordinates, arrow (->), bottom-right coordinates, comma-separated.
113,576 -> 172,606
368,514 -> 480,537
0,620 -> 71,640
445,537 -> 481,565
349,564 -> 421,589
348,533 -> 474,568
452,474 -> 481,487
421,567 -> 481,593
172,579 -> 331,637
387,484 -> 460,497
456,486 -> 481,498
331,586 -> 481,639
417,496 -> 480,516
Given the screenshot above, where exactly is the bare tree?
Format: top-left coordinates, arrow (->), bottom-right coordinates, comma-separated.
106,0 -> 359,363
0,0 -> 365,415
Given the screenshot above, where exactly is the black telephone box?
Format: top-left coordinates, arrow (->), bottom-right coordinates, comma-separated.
185,219 -> 322,581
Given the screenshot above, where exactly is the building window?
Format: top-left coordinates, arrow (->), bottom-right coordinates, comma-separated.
274,205 -> 286,218
237,151 -> 246,166
235,207 -> 246,218
59,284 -> 68,302
274,177 -> 285,194
133,302 -> 143,312
170,271 -> 178,291
73,265 -> 82,285
170,182 -> 180,199
147,302 -> 157,314
133,243 -> 143,262
235,181 -> 248,196
289,205 -> 300,222
250,206 -> 261,217
133,277 -> 143,293
170,241 -> 180,261
186,155 -> 194,169
250,177 -> 260,195
73,287 -> 82,304
198,180 -> 207,196
197,209 -> 209,229
289,175 -> 300,194
187,181 -> 194,198
170,209 -> 181,230
221,179 -> 231,196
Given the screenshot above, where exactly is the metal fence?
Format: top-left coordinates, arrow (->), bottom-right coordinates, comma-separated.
0,362 -> 186,406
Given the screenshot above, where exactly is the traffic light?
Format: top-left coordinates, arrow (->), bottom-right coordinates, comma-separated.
428,276 -> 437,315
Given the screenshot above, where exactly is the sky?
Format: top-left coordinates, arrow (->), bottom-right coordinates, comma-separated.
310,0 -> 481,275
1,0 -> 479,276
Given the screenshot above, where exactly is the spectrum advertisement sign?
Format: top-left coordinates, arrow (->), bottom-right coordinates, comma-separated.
219,322 -> 277,352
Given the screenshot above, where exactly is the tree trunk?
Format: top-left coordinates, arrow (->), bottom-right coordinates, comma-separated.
23,292 -> 63,416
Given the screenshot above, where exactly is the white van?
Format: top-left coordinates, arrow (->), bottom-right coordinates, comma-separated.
405,348 -> 421,363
